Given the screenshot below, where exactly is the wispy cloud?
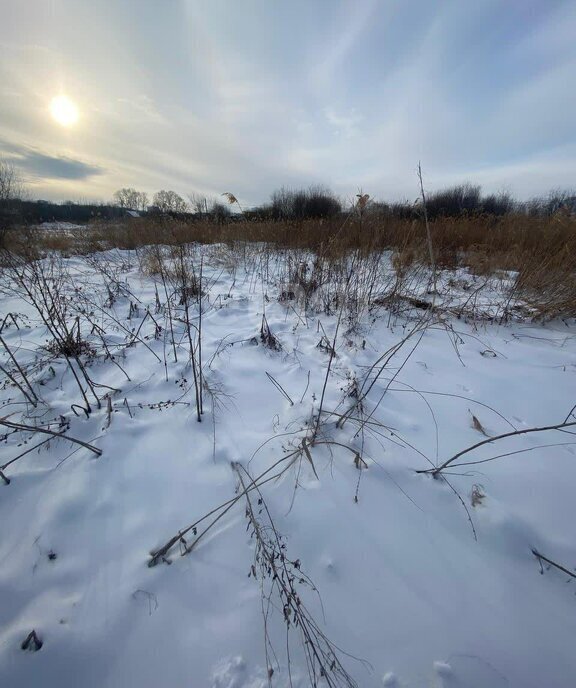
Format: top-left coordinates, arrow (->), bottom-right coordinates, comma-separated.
0,0 -> 574,203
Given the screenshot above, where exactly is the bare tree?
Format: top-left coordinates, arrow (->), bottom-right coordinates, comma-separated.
135,191 -> 148,212
189,193 -> 210,216
152,190 -> 188,214
112,188 -> 149,212
268,186 -> 340,219
1,159 -> 27,245
211,202 -> 231,224
0,158 -> 25,201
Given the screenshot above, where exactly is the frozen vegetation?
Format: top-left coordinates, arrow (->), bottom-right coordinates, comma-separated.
1,243 -> 575,688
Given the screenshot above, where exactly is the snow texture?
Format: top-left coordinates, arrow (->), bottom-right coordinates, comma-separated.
1,246 -> 575,687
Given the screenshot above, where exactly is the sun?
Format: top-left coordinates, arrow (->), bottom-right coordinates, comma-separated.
49,95 -> 79,127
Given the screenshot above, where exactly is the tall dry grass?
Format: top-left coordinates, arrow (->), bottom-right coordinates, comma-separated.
3,210 -> 575,319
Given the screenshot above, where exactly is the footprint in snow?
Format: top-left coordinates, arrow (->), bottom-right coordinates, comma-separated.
433,661 -> 454,687
321,555 -> 337,578
211,656 -> 279,688
211,656 -> 301,687
211,656 -> 247,688
435,655 -> 509,688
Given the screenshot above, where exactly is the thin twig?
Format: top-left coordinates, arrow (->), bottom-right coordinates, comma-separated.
0,419 -> 102,456
419,420 -> 576,476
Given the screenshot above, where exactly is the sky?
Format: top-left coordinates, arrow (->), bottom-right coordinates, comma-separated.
0,0 -> 575,206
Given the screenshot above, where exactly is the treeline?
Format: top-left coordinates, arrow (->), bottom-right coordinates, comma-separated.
108,183 -> 576,222
1,179 -> 575,229
2,184 -> 575,228
0,199 -> 129,227
372,184 -> 576,220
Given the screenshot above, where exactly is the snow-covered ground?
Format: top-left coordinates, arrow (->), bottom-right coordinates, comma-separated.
35,221 -> 86,234
1,245 -> 575,688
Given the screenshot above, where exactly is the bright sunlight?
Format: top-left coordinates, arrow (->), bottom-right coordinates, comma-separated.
49,95 -> 79,126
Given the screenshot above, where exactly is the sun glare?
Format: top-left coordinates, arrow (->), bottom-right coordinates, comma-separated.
49,95 -> 79,126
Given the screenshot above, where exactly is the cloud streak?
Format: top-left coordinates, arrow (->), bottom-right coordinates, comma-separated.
0,0 -> 574,203
15,150 -> 102,180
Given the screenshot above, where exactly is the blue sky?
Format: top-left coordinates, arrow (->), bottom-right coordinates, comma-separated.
0,0 -> 574,205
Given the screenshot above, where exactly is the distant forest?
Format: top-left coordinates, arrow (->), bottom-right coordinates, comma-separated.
1,182 -> 575,228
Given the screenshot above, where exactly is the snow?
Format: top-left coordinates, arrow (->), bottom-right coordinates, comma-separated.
0,245 -> 575,688
36,222 -> 86,232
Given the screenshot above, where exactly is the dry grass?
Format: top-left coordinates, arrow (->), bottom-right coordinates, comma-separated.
3,210 -> 575,319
